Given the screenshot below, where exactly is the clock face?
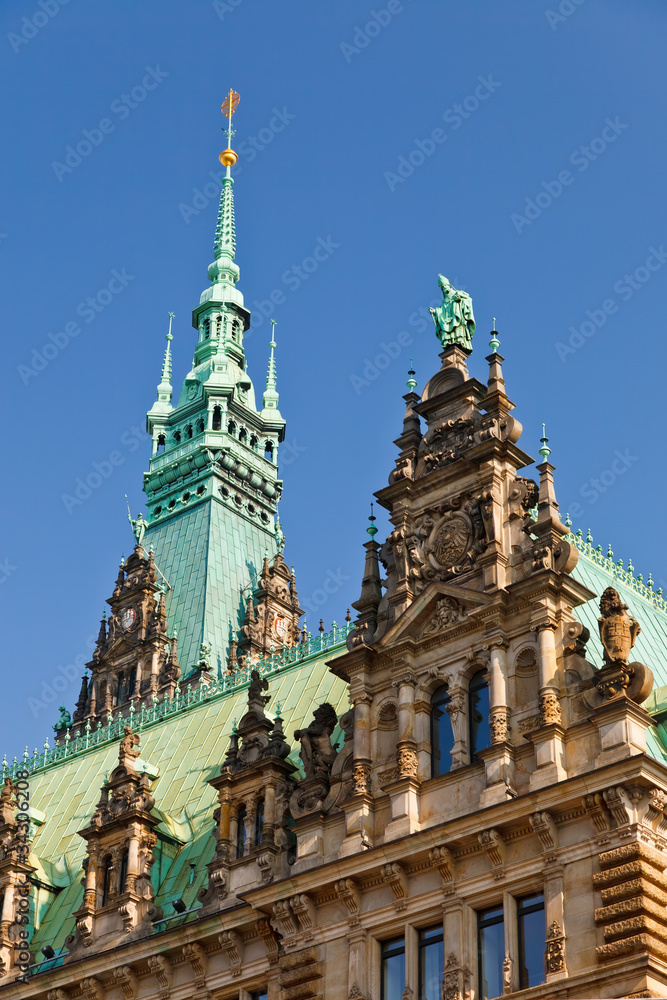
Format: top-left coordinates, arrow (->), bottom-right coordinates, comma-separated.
274,616 -> 287,639
120,608 -> 136,630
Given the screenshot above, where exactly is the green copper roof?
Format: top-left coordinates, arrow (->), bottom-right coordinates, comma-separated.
21,643 -> 351,962
570,528 -> 667,764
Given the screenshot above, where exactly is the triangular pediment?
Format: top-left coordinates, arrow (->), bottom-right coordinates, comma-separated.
377,580 -> 491,649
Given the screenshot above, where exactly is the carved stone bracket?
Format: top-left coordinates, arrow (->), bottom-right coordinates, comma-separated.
291,893 -> 317,940
479,828 -> 505,877
114,967 -> 138,1000
602,784 -> 667,847
183,942 -> 207,993
255,915 -> 280,964
583,792 -> 612,838
219,929 -> 244,976
381,862 -> 408,910
80,980 -> 104,1000
335,877 -> 362,926
530,811 -> 558,856
429,845 -> 456,888
147,955 -> 172,1000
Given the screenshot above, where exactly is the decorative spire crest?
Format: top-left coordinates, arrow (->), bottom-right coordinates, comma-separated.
263,319 -> 280,411
212,90 -> 240,269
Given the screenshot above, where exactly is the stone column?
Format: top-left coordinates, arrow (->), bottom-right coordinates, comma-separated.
488,640 -> 509,743
229,806 -> 239,858
544,864 -> 566,980
263,782 -> 276,837
352,694 -> 372,794
348,929 -> 369,999
528,624 -> 566,789
396,675 -> 418,778
126,824 -> 140,892
537,625 -> 561,725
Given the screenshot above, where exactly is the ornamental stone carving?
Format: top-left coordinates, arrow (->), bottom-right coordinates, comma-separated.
545,920 -> 566,974
489,709 -> 508,744
405,496 -> 489,593
423,596 -> 467,636
539,692 -> 561,727
397,747 -> 419,779
595,588 -> 653,703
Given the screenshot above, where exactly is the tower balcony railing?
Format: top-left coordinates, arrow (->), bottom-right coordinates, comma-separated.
2,621 -> 354,780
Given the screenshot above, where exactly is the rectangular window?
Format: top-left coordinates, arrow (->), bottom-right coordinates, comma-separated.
517,893 -> 545,989
419,925 -> 444,1000
477,904 -> 504,1000
251,992 -> 268,1000
381,937 -> 405,1000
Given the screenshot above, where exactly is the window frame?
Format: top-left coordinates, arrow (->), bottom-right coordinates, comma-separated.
380,935 -> 406,1000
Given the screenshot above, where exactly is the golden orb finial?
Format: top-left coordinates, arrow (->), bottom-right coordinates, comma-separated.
220,88 -> 240,169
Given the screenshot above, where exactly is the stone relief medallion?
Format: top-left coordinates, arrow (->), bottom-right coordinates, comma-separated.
423,596 -> 467,636
430,512 -> 472,570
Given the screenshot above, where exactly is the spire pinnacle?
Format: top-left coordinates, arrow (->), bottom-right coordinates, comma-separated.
367,502 -> 378,539
211,90 -> 240,277
262,319 -> 281,413
539,423 -> 551,461
406,360 -> 417,392
156,312 -> 174,404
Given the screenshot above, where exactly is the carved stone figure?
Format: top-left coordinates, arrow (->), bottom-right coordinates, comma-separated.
599,588 -> 640,666
429,275 -> 476,352
128,511 -> 148,547
596,588 -> 653,703
502,954 -> 512,994
119,726 -> 141,767
295,704 -> 338,782
247,669 -> 270,718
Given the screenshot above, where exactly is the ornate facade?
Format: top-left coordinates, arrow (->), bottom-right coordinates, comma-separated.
3,98 -> 667,1000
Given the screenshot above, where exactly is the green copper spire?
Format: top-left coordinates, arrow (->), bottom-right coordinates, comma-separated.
367,503 -> 378,540
141,91 -> 288,675
263,319 -> 280,414
406,360 -> 417,392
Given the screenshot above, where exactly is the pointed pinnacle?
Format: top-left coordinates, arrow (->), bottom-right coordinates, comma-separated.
406,360 -> 417,392
539,423 -> 551,461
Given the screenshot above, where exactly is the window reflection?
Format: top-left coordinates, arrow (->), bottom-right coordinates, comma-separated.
517,893 -> 545,989
381,937 -> 405,1000
478,904 -> 504,1000
419,925 -> 444,1000
431,685 -> 455,777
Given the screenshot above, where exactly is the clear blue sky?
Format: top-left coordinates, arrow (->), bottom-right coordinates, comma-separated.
1,0 -> 665,756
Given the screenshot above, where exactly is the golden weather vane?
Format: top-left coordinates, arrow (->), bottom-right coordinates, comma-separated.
219,88 -> 240,169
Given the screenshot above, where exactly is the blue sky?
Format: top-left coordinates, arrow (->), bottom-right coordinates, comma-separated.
1,0 -> 666,755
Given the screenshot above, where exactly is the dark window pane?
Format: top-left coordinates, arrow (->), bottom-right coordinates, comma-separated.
470,673 -> 490,758
381,937 -> 405,1000
478,906 -> 504,1000
431,686 -> 455,777
419,926 -> 444,1000
518,894 -> 545,989
251,992 -> 268,1000
236,806 -> 247,859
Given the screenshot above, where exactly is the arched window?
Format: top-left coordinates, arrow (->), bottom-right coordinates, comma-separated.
157,434 -> 165,453
186,424 -> 193,439
197,418 -> 205,434
101,855 -> 113,906
174,430 -> 181,444
119,849 -> 129,894
212,406 -> 221,431
469,671 -> 491,760
431,685 -> 455,778
216,315 -> 222,337
239,427 -> 247,444
236,805 -> 247,859
264,441 -> 273,462
250,435 -> 258,451
254,799 -> 264,847
116,672 -> 125,705
228,421 -> 237,437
